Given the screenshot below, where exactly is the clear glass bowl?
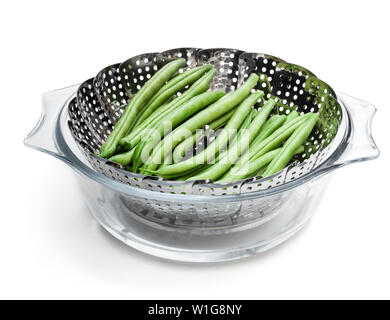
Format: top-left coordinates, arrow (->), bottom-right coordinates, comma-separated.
24,83 -> 379,263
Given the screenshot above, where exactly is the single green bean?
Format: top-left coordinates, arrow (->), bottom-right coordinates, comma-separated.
250,108 -> 258,118
108,148 -> 135,166
262,114 -> 318,177
285,110 -> 299,123
142,74 -> 260,172
255,167 -> 266,178
120,68 -> 216,150
99,58 -> 186,158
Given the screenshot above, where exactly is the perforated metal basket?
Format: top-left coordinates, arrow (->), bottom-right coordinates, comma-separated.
70,48 -> 342,186
65,48 -> 349,230
69,48 -> 342,184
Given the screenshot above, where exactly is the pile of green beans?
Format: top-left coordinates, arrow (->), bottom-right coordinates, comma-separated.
99,59 -> 319,182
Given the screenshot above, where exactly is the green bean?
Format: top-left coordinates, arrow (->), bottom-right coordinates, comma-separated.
230,108 -> 258,145
171,108 -> 235,163
219,149 -> 280,182
103,59 -> 187,156
108,148 -> 135,166
249,108 -> 258,119
249,114 -> 312,160
147,65 -> 205,97
142,74 -> 260,172
285,110 -> 299,123
145,80 -> 233,139
179,146 -> 236,180
181,154 -> 232,180
214,109 -> 260,181
219,145 -> 304,182
173,164 -> 212,180
133,65 -> 212,128
173,102 -> 253,163
125,100 -> 170,136
129,67 -> 198,131
250,108 -> 258,118
153,90 -> 263,178
208,107 -> 236,129
120,68 -> 216,150
260,114 -> 280,128
121,96 -> 181,149
172,129 -> 205,163
146,92 -> 236,166
212,109 -> 257,175
246,108 -> 258,123
251,115 -> 287,146
186,97 -> 276,181
255,167 -> 266,178
99,58 -> 186,158
162,153 -> 172,165
228,113 -> 312,177
134,68 -> 216,130
262,114 -> 318,177
134,90 -> 226,171
227,116 -> 302,174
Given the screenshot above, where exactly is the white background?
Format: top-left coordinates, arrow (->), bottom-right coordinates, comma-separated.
1,0 -> 389,299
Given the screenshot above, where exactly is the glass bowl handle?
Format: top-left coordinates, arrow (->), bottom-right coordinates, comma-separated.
24,85 -> 78,162
327,92 -> 380,170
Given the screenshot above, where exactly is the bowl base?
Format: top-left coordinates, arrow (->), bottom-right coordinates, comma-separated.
86,200 -> 315,263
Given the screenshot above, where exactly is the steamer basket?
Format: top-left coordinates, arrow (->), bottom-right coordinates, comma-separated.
70,48 -> 342,229
25,48 -> 379,262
